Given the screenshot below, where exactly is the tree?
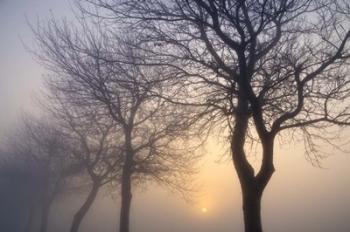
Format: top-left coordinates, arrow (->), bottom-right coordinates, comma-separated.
47,95 -> 123,232
31,17 -> 200,232
0,150 -> 43,232
4,115 -> 73,232
82,0 -> 350,231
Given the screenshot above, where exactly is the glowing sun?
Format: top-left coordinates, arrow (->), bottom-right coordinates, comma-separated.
201,207 -> 208,213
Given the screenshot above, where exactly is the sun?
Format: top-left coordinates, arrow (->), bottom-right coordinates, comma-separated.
201,207 -> 208,213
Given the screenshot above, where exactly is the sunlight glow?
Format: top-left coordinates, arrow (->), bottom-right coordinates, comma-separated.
201,207 -> 208,213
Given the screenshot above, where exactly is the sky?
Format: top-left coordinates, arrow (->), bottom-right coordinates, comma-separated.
0,1 -> 350,232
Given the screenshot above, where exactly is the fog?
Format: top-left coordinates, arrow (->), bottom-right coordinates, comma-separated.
0,0 -> 349,232
44,142 -> 350,232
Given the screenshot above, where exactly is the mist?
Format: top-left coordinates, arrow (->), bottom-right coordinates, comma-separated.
0,1 -> 350,232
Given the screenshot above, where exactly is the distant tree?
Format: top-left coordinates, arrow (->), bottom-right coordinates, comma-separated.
4,115 -> 73,232
81,0 -> 350,231
47,95 -> 122,232
31,18 -> 200,232
0,151 -> 43,232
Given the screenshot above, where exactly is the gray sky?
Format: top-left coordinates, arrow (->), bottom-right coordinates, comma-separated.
0,0 -> 73,133
0,1 -> 349,232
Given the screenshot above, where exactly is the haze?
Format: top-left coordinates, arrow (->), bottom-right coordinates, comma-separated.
0,1 -> 349,232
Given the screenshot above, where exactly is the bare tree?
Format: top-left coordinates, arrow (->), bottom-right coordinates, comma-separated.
47,95 -> 123,232
79,0 -> 350,231
31,16 -> 200,232
0,150 -> 43,232
4,115 -> 72,232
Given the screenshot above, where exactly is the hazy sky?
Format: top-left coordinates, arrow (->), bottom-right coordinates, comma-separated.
0,1 -> 350,232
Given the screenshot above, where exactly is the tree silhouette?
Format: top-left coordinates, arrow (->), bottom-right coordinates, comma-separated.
0,151 -> 43,232
82,0 -> 350,231
31,17 -> 200,232
47,97 -> 122,232
3,115 -> 73,232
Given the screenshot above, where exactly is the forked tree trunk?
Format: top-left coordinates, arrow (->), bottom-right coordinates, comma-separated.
234,148 -> 274,232
119,167 -> 132,232
70,183 -> 100,232
234,144 -> 275,232
231,92 -> 274,232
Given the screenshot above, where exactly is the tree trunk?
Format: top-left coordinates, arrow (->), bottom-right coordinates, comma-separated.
70,183 -> 100,232
39,201 -> 51,232
242,188 -> 263,232
119,126 -> 134,232
230,91 -> 275,232
119,166 -> 132,232
25,201 -> 36,232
